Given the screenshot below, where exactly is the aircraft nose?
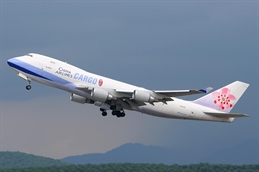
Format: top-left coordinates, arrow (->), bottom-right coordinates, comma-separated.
7,58 -> 15,67
7,57 -> 21,69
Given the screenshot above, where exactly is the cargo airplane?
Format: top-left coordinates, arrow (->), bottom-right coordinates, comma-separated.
7,53 -> 249,122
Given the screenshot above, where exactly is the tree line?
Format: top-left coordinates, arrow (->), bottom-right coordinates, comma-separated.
0,151 -> 66,168
1,163 -> 258,172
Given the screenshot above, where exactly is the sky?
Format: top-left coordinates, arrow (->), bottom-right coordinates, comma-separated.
0,0 -> 258,163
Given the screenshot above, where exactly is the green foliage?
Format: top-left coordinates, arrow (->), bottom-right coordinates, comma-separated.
1,152 -> 258,171
0,163 -> 258,172
0,151 -> 67,168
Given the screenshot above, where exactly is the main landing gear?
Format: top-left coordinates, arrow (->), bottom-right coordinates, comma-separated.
100,108 -> 108,116
112,110 -> 125,118
100,106 -> 126,118
110,105 -> 125,117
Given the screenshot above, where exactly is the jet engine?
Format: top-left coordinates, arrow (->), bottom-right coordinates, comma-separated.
70,94 -> 94,104
132,90 -> 156,103
91,88 -> 116,102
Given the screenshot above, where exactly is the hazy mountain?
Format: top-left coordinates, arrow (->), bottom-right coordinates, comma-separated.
61,143 -> 180,164
0,151 -> 67,168
1,140 -> 256,168
202,140 -> 258,164
61,140 -> 258,165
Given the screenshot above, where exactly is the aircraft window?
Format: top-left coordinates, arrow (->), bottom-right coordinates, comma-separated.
26,54 -> 33,57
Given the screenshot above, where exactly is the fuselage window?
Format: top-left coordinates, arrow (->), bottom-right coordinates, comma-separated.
26,54 -> 33,57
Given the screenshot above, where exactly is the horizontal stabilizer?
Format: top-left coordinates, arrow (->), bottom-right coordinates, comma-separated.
204,112 -> 249,118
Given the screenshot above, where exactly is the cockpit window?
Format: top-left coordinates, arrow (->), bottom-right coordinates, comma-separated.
26,54 -> 33,57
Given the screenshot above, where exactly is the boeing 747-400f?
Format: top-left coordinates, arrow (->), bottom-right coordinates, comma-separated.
7,53 -> 249,122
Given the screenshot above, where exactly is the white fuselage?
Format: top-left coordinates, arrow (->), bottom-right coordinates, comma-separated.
7,54 -> 233,122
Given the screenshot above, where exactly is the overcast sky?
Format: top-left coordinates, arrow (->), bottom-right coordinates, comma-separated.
0,1 -> 258,162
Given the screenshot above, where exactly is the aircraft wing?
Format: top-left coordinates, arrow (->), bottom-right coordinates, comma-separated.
154,87 -> 213,97
115,87 -> 213,98
76,85 -> 212,107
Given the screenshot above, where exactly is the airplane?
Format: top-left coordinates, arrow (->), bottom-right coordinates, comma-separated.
7,53 -> 249,122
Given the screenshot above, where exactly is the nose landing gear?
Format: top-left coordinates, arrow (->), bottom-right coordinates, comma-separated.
26,85 -> 31,90
26,80 -> 31,90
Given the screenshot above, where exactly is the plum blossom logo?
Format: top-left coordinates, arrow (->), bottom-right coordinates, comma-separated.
98,79 -> 103,86
212,88 -> 236,110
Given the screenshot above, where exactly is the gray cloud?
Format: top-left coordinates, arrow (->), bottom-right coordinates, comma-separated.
1,1 -> 257,160
1,95 -> 164,158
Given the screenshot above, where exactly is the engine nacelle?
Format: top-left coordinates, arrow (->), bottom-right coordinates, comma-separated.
70,94 -> 87,104
132,90 -> 156,102
91,88 -> 115,102
70,94 -> 95,104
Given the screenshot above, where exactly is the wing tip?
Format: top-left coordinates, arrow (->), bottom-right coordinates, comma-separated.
199,87 -> 213,93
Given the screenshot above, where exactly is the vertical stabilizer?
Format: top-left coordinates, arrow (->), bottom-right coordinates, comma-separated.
194,81 -> 249,113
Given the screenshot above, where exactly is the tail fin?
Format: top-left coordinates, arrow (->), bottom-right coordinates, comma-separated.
194,81 -> 249,113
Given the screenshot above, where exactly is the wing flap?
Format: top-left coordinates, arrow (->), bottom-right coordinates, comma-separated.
204,112 -> 249,118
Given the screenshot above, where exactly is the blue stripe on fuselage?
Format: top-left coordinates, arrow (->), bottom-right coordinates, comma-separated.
7,58 -> 69,84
